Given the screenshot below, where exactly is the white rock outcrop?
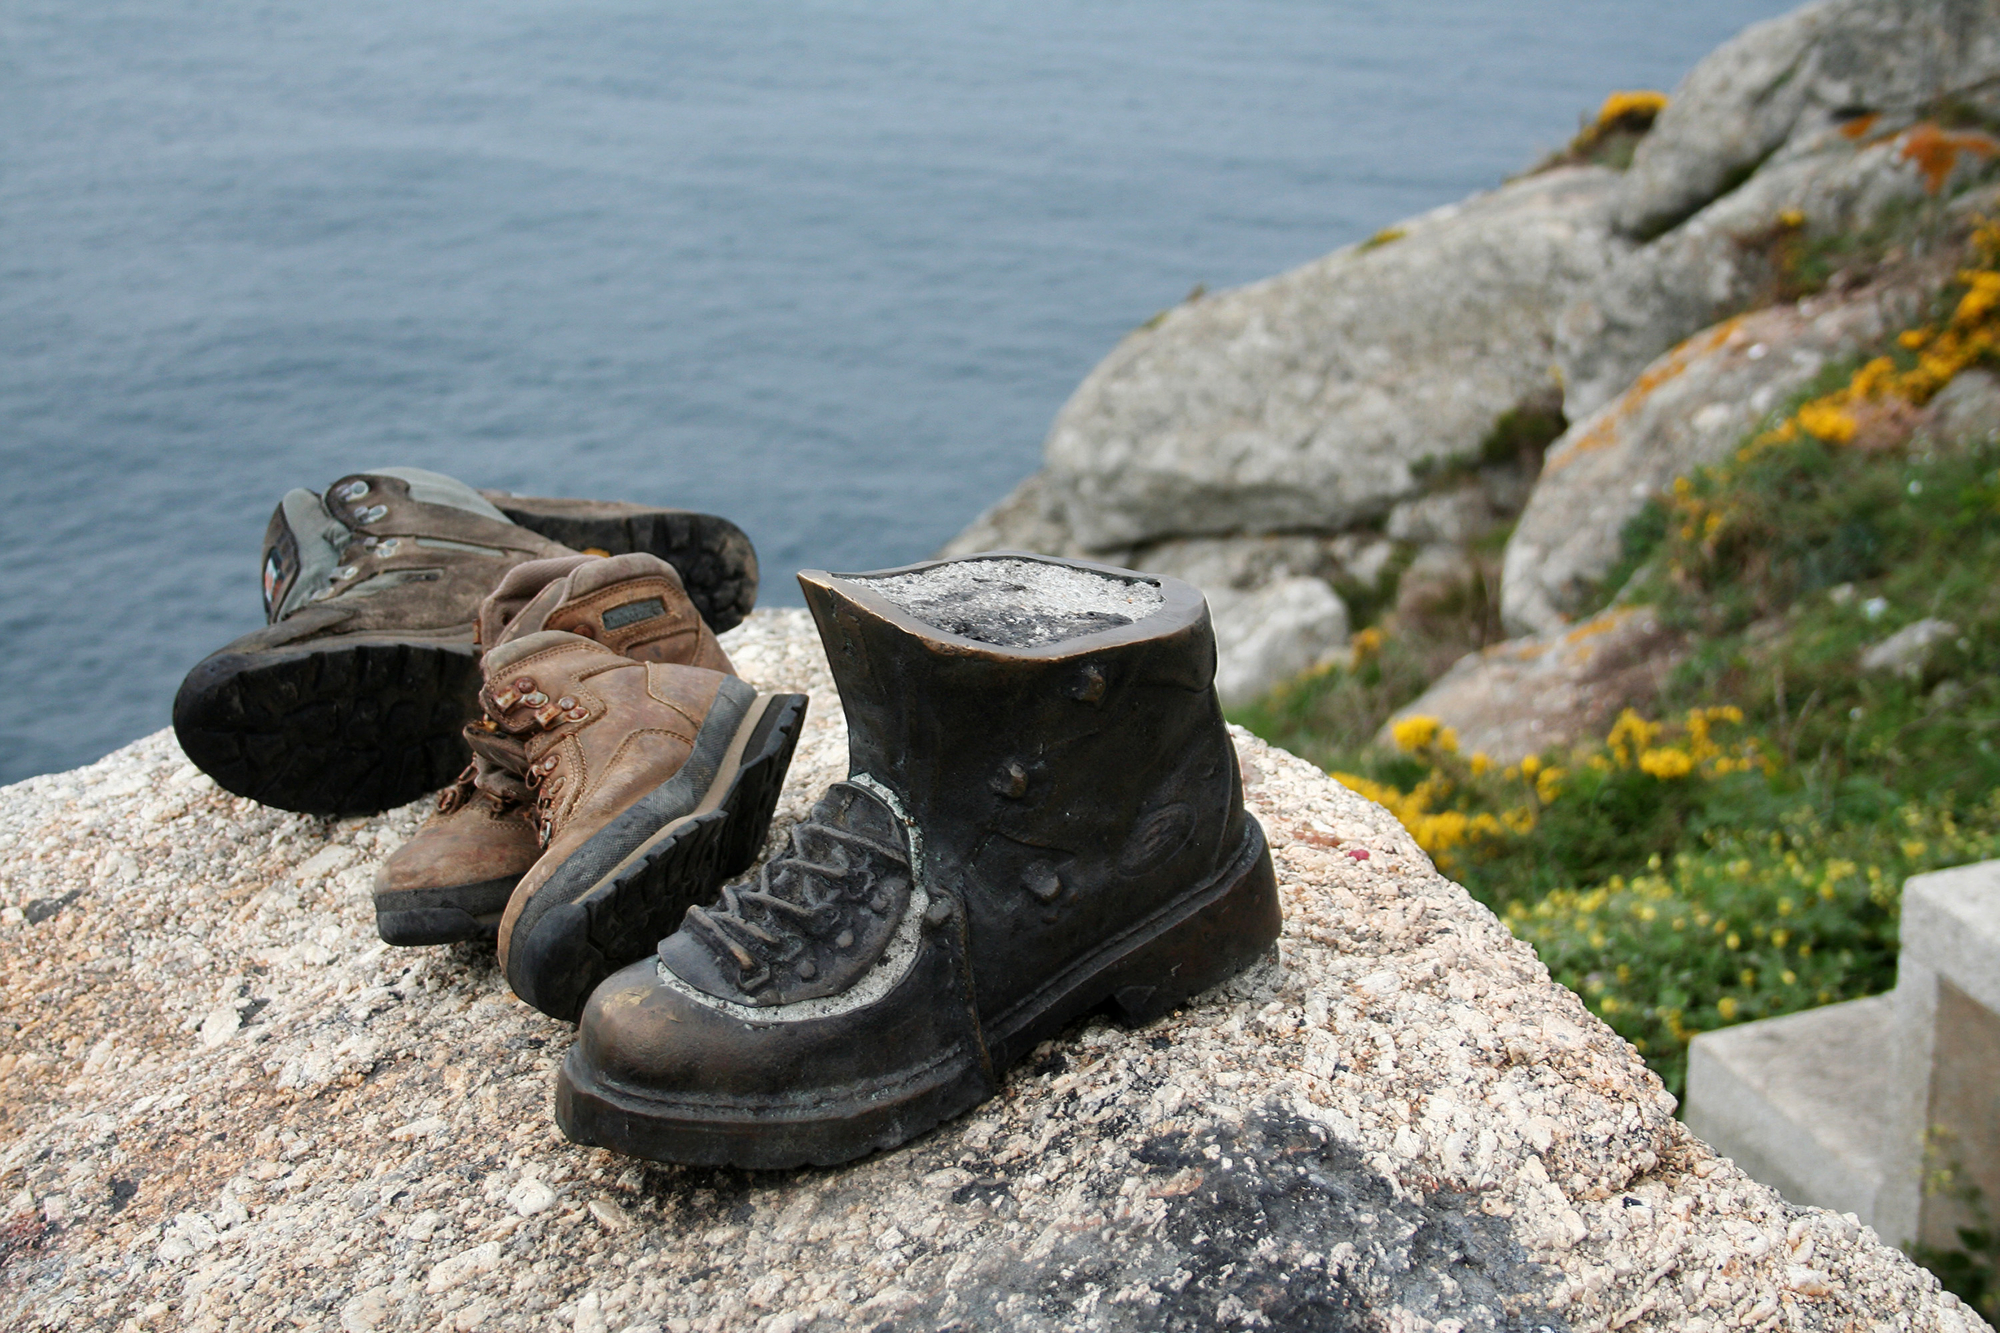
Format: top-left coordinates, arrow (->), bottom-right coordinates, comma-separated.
1560,0 -> 2000,416
1207,576 -> 1349,707
1614,0 -> 2000,242
946,0 -> 2000,706
1505,277 -> 1929,635
1,610 -> 1982,1332
960,166 -> 1628,556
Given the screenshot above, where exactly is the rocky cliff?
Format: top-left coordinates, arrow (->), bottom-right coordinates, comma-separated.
948,0 -> 2000,706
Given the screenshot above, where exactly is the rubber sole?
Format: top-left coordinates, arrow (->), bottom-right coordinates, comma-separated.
374,874 -> 518,946
554,817 -> 1280,1168
173,637 -> 481,817
503,692 -> 808,1022
482,496 -> 759,633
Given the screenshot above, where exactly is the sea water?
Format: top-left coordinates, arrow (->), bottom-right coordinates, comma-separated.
0,0 -> 1793,781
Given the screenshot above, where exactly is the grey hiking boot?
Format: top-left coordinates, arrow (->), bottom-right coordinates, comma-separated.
173,468 -> 758,816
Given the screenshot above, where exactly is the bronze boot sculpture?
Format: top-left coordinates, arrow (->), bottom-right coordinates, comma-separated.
556,553 -> 1280,1168
474,596 -> 807,1021
173,467 -> 757,816
372,551 -> 743,947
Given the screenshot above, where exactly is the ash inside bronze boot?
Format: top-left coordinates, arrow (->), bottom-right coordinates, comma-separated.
556,553 -> 1280,1169
480,630 -> 807,1021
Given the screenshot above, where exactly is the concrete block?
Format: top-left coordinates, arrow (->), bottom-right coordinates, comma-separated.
1903,858 -> 2000,1015
1685,995 -> 1897,1225
1687,857 -> 2000,1249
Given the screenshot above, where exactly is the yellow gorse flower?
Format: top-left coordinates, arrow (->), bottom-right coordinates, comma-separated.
1595,90 -> 1668,126
1732,219 -> 2000,468
1336,705 -> 1764,874
1639,747 -> 1695,779
1390,714 -> 1457,754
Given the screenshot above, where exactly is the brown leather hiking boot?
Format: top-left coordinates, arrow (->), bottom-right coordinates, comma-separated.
555,553 -> 1280,1169
372,551 -> 747,948
371,734 -> 541,946
173,468 -> 758,816
477,623 -> 807,1022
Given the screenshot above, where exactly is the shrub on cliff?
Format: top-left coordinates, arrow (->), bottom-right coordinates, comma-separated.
1238,242 -> 2000,1103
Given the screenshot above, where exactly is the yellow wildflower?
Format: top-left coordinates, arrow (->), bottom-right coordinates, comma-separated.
1796,400 -> 1858,444
1595,90 -> 1668,125
1639,747 -> 1695,779
1391,715 -> 1444,753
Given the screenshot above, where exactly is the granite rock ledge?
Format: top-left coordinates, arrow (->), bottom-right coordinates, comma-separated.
0,610 -> 1981,1333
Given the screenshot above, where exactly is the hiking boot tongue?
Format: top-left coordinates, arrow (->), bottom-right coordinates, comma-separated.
262,488 -> 349,622
260,468 -> 527,623
479,551 -> 735,670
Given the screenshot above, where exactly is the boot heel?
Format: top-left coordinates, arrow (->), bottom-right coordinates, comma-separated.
1102,822 -> 1281,1026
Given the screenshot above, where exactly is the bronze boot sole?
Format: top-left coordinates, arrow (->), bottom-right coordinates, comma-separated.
500,690 -> 808,1022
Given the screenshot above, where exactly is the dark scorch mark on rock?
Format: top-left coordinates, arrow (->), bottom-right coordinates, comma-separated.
902,1105 -> 1567,1333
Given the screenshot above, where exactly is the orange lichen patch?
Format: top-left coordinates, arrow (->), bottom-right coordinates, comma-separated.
1900,122 -> 2000,195
1839,112 -> 1882,141
1544,319 -> 1745,474
1562,606 -> 1636,647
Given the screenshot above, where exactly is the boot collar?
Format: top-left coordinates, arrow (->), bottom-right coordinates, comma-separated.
798,551 -> 1208,661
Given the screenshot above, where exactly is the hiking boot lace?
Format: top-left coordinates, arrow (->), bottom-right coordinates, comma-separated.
682,816 -> 909,996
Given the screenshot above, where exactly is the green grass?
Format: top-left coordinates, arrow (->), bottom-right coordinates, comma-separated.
1233,416 -> 2000,1105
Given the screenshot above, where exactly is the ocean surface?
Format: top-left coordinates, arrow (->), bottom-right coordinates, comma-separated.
1,0 -> 1794,783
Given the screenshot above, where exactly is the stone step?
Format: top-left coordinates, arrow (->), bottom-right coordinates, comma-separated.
1684,994 -> 1898,1225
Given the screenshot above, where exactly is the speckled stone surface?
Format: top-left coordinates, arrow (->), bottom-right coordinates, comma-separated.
0,610 -> 1984,1333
